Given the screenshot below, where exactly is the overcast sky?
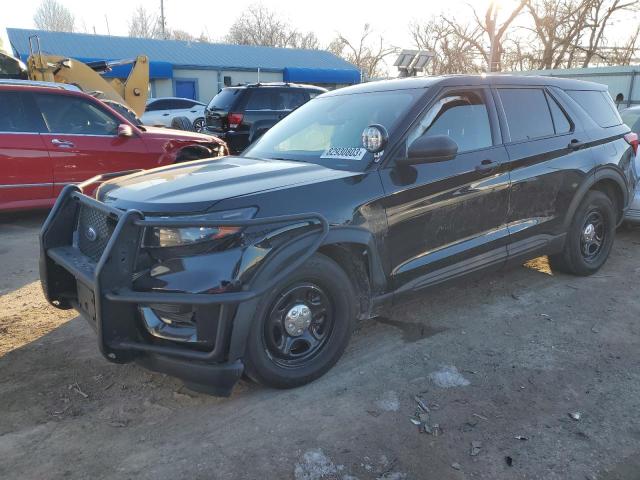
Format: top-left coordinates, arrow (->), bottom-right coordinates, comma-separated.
1,0 -> 494,49
2,0 -> 639,58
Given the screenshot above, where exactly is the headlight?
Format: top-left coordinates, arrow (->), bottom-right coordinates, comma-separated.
143,207 -> 257,249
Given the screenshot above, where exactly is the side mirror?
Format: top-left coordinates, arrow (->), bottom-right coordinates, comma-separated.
117,124 -> 134,137
397,134 -> 458,167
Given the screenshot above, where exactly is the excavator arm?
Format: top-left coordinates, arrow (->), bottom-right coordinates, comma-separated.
27,53 -> 150,117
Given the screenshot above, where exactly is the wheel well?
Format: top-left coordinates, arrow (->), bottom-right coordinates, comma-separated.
318,243 -> 372,320
590,178 -> 624,222
175,145 -> 213,163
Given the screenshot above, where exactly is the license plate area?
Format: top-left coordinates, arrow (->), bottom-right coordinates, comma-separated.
76,281 -> 96,322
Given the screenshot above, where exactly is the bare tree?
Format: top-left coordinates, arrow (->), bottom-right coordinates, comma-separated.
605,25 -> 640,64
579,0 -> 638,66
525,0 -> 590,69
328,24 -> 396,79
128,5 -> 161,39
442,0 -> 527,72
170,30 -> 196,42
410,17 -> 482,74
33,0 -> 75,32
225,3 -> 318,49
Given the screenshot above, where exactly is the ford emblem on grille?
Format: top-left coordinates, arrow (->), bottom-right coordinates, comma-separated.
85,226 -> 98,242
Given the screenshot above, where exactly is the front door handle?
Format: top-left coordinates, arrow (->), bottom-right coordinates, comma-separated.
568,139 -> 584,150
51,138 -> 75,148
475,159 -> 497,172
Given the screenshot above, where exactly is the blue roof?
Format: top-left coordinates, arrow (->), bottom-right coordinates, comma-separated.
284,67 -> 361,84
7,28 -> 358,75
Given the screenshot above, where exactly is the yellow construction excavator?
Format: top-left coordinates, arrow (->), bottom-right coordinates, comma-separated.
1,35 -> 149,118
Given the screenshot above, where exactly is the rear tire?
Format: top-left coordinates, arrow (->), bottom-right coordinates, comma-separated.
171,116 -> 194,131
549,190 -> 616,276
244,253 -> 356,389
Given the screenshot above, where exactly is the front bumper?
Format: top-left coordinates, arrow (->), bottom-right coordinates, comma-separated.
39,181 -> 327,396
203,128 -> 248,154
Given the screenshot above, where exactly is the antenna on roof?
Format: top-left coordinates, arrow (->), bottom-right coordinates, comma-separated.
257,67 -> 261,85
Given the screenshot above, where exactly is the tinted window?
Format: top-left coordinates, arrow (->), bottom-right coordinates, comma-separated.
146,99 -> 171,111
0,91 -> 42,132
36,94 -> 118,135
168,99 -> 195,109
308,90 -> 323,99
566,90 -> 622,128
499,88 -> 554,141
546,93 -> 572,134
208,88 -> 242,110
280,90 -> 308,110
246,89 -> 274,110
621,108 -> 640,132
408,91 -> 492,153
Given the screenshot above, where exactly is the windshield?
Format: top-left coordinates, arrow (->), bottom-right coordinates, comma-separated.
621,109 -> 640,131
208,88 -> 241,110
243,89 -> 423,171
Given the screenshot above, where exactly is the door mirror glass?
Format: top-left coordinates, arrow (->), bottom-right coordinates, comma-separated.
117,124 -> 134,137
398,134 -> 458,166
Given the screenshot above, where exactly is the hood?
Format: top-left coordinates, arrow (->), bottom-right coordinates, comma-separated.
141,125 -> 218,142
100,156 -> 359,213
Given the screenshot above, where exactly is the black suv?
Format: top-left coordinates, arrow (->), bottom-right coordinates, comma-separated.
40,75 -> 637,396
204,82 -> 326,154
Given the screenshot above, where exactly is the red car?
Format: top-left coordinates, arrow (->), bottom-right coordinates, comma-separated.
0,82 -> 226,212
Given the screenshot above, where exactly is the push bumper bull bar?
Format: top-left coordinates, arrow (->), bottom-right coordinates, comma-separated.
39,175 -> 328,395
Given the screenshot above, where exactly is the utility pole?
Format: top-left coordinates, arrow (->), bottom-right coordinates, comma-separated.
160,0 -> 166,39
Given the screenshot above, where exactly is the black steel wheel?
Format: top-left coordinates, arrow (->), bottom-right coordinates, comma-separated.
550,190 -> 616,275
580,209 -> 606,262
244,253 -> 356,389
263,283 -> 334,368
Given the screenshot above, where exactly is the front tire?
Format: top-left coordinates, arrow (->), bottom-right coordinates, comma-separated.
244,253 -> 356,389
550,190 -> 616,275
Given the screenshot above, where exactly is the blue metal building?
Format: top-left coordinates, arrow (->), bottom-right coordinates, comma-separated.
7,28 -> 360,102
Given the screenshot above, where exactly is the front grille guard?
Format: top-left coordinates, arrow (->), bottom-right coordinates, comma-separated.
40,181 -> 329,363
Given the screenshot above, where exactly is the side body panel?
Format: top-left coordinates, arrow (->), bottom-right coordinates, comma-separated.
494,86 -> 596,258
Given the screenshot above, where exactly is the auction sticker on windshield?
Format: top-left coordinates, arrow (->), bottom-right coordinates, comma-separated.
320,147 -> 367,161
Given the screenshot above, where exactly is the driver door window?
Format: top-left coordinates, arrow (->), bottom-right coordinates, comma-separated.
35,94 -> 118,136
405,91 -> 493,155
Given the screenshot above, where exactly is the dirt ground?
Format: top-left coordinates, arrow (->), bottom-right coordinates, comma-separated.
1,212 -> 640,480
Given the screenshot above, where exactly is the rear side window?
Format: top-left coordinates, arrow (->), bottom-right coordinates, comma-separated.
208,88 -> 242,110
566,90 -> 622,128
167,99 -> 195,109
546,92 -> 572,134
279,90 -> 308,110
246,89 -> 274,110
0,91 -> 42,132
146,99 -> 171,111
499,88 -> 555,142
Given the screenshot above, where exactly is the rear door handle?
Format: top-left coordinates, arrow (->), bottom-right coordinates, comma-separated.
568,139 -> 584,150
475,159 -> 497,172
51,138 -> 75,148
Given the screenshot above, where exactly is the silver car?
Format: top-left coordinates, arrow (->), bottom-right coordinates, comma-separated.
620,106 -> 640,223
141,97 -> 207,131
